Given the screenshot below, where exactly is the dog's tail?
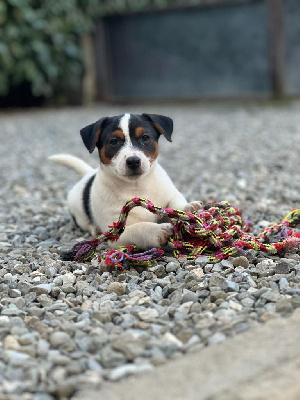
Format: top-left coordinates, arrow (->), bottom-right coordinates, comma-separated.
49,154 -> 94,177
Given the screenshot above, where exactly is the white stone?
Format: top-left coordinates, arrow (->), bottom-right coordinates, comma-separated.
163,332 -> 183,348
3,335 -> 20,351
229,300 -> 243,311
109,363 -> 153,381
62,272 -> 76,286
191,268 -> 204,281
138,308 -> 159,321
241,297 -> 254,308
177,301 -> 194,314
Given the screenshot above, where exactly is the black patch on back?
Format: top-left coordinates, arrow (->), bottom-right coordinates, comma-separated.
71,214 -> 79,228
83,174 -> 96,223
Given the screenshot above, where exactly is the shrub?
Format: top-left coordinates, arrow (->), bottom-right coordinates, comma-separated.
0,0 -> 205,104
0,0 -> 92,101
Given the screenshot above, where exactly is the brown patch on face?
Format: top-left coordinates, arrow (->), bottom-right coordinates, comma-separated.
132,126 -> 159,163
99,147 -> 112,165
92,127 -> 102,152
98,130 -> 125,165
145,141 -> 159,163
114,129 -> 125,140
135,127 -> 145,138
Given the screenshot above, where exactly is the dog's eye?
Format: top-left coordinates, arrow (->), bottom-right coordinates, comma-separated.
141,134 -> 150,142
109,138 -> 118,146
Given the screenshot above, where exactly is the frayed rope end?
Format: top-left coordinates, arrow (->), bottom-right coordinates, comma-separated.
61,239 -> 99,262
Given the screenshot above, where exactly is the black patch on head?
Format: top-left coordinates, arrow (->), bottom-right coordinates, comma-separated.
80,117 -> 108,153
98,138 -> 124,164
95,116 -> 126,164
126,114 -> 160,157
141,114 -> 173,142
83,174 -> 96,222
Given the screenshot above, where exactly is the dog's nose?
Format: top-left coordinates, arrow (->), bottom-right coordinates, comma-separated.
126,156 -> 141,170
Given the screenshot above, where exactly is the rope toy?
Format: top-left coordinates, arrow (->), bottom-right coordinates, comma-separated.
62,197 -> 300,271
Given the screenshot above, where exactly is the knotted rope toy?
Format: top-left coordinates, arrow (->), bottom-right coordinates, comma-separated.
62,197 -> 300,271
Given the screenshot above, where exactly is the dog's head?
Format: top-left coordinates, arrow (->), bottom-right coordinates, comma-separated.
80,113 -> 173,181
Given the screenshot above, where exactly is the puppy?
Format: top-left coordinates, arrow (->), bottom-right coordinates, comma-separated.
50,113 -> 201,249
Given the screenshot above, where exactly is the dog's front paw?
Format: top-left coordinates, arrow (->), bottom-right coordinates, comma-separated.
184,201 -> 203,213
89,224 -> 101,237
157,223 -> 173,247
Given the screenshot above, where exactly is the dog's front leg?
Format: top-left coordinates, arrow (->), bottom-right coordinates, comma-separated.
168,192 -> 203,213
109,222 -> 173,250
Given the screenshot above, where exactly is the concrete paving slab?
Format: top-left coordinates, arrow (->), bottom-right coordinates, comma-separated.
73,309 -> 300,400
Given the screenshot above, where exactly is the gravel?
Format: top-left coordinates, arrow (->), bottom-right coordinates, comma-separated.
0,102 -> 300,399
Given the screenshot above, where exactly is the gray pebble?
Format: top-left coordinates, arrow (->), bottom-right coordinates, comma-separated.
31,283 -> 53,295
166,261 -> 180,273
246,274 -> 257,288
261,290 -> 281,302
4,350 -> 30,367
291,297 -> 300,308
207,332 -> 226,345
274,262 -> 290,274
107,282 -> 126,296
276,298 -> 293,313
100,345 -> 126,368
209,273 -> 227,290
87,357 -> 103,373
0,241 -> 12,248
50,332 -> 71,348
195,256 -> 210,267
37,339 -> 50,357
13,263 -> 31,274
232,256 -> 249,269
225,280 -> 240,292
220,259 -> 233,268
18,281 -> 33,295
1,307 -> 26,317
112,331 -> 147,361
210,291 -> 227,302
11,235 -> 23,247
279,278 -> 289,291
241,297 -> 255,308
37,294 -> 53,307
150,286 -> 163,302
181,289 -> 198,303
8,288 -> 22,298
53,378 -> 78,398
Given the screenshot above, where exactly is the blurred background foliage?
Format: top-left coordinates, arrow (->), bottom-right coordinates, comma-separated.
0,0 -> 208,106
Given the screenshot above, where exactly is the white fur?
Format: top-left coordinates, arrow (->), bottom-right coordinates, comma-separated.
119,113 -> 131,143
49,154 -> 93,176
109,144 -> 151,180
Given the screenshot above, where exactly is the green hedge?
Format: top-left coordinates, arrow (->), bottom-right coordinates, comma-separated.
0,0 -> 204,103
0,0 -> 93,100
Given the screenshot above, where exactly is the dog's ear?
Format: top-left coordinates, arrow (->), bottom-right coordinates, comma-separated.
80,117 -> 108,153
142,114 -> 173,142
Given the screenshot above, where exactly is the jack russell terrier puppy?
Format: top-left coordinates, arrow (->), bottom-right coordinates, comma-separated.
50,113 -> 202,249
